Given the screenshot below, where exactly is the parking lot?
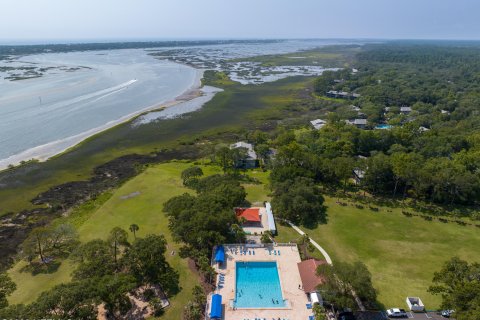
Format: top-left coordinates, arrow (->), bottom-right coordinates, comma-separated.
381,311 -> 452,320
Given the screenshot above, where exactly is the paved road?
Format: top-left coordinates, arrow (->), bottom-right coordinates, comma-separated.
284,220 -> 333,265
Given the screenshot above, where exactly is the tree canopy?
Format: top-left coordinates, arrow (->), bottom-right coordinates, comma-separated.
271,177 -> 326,226
317,261 -> 377,310
429,257 -> 480,320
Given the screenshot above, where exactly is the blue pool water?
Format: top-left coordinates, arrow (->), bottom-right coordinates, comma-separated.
375,124 -> 393,129
235,261 -> 285,308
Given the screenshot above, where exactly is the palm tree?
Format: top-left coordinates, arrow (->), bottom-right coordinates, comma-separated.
129,224 -> 139,239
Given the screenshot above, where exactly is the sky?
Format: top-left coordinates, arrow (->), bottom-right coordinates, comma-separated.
1,0 -> 479,43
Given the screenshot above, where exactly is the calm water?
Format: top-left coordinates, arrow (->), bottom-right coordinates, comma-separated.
0,49 -> 198,167
235,261 -> 285,308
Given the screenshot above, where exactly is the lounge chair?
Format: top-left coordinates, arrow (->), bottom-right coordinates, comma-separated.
278,250 -> 281,255
253,251 -> 256,255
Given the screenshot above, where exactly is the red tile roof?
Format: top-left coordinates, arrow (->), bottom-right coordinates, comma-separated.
235,208 -> 261,223
297,259 -> 327,293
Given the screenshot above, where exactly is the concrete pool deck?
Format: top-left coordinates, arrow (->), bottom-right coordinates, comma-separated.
210,244 -> 314,320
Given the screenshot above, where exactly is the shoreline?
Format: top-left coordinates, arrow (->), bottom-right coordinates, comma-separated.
0,68 -> 207,171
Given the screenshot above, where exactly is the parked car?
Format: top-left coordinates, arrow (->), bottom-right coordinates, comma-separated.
441,310 -> 454,318
386,308 -> 408,318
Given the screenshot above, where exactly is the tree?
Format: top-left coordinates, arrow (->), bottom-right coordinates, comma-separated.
183,286 -> 206,320
22,224 -> 78,266
363,153 -> 394,195
191,285 -> 206,306
231,224 -> 246,243
129,224 -> 139,240
249,130 -> 269,145
22,227 -> 51,265
332,157 -> 355,193
215,146 -> 233,173
50,224 -> 79,253
255,144 -> 271,167
429,257 -> 480,320
30,279 -> 98,319
272,177 -> 326,226
122,234 -> 179,295
0,273 -> 16,309
317,261 -> 377,309
260,231 -> 273,244
71,239 -> 116,280
313,303 -> 327,320
183,301 -> 203,320
98,275 -> 137,319
391,152 -> 423,199
181,166 -> 204,187
108,227 -> 129,268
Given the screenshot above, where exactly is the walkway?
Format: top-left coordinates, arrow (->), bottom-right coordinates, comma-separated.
283,220 -> 366,311
284,220 -> 333,265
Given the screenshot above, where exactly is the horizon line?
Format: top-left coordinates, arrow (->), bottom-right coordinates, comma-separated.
1,37 -> 480,46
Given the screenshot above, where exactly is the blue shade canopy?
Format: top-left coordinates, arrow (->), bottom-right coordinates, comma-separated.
214,245 -> 225,263
210,294 -> 222,319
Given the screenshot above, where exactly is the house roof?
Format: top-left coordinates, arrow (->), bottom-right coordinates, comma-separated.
310,119 -> 327,130
235,208 -> 261,223
354,119 -> 367,125
297,259 -> 326,293
353,168 -> 365,179
400,106 -> 412,112
231,141 -> 253,150
230,141 -> 257,160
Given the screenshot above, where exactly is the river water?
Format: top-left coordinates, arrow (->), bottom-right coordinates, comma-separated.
0,49 -> 198,168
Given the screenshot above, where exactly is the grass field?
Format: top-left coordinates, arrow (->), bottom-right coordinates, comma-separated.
275,197 -> 480,310
8,163 -> 480,313
7,162 -> 271,319
8,162 -> 211,316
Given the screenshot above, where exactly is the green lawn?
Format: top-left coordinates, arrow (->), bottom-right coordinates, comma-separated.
8,162 -> 217,317
10,163 -> 479,312
8,162 -> 272,319
276,197 -> 480,310
242,169 -> 271,205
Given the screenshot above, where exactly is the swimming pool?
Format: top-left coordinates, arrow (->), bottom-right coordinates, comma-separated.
375,124 -> 393,129
235,261 -> 285,308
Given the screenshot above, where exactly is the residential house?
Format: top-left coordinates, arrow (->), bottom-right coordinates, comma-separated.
353,168 -> 365,185
352,118 -> 367,129
400,106 -> 412,114
310,119 -> 327,130
351,105 -> 361,112
230,141 -> 259,169
326,90 -> 360,100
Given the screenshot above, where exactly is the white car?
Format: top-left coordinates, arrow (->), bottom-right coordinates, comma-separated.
387,308 -> 408,318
